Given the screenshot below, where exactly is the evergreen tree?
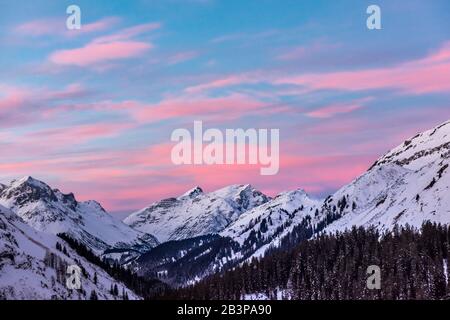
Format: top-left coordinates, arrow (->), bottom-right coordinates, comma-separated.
89,290 -> 98,300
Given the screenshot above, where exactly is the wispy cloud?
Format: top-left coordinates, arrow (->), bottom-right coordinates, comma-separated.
49,41 -> 152,66
184,42 -> 450,96
48,22 -> 159,67
276,42 -> 450,94
306,98 -> 373,119
15,17 -> 120,37
166,51 -> 198,65
132,93 -> 281,123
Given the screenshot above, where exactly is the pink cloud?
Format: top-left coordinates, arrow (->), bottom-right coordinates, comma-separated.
184,41 -> 450,95
306,98 -> 373,118
26,122 -> 132,144
49,41 -> 152,66
0,83 -> 92,126
47,22 -> 159,67
306,103 -> 362,118
276,42 -> 450,94
91,23 -> 161,44
0,133 -> 378,212
133,93 -> 278,123
0,85 -> 28,112
15,17 -> 120,37
184,73 -> 261,94
80,17 -> 121,34
15,19 -> 60,36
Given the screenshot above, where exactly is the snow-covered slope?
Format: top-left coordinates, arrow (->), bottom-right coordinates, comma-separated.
0,177 -> 158,255
221,190 -> 320,255
124,185 -> 269,243
0,205 -> 140,300
322,120 -> 450,233
219,120 -> 450,261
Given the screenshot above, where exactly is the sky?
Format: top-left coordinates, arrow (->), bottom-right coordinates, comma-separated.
0,0 -> 450,216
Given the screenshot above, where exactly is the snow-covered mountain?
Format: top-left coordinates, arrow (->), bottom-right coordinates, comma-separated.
322,120 -> 450,233
220,189 -> 320,256
223,120 -> 450,254
0,176 -> 158,256
0,205 -> 140,300
134,120 -> 450,286
3,120 -> 450,294
124,184 -> 269,242
133,190 -> 321,286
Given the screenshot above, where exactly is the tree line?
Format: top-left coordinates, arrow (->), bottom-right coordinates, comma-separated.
164,222 -> 450,300
57,233 -> 169,299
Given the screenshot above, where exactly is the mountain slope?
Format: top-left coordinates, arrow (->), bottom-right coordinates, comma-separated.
220,189 -> 321,257
0,205 -> 140,300
0,176 -> 158,256
124,184 -> 269,242
322,120 -> 450,233
133,190 -> 321,287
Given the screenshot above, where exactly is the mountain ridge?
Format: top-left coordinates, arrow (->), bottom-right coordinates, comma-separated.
0,177 -> 159,257
124,184 -> 270,242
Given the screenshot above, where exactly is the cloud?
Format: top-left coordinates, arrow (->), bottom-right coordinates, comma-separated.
132,93 -> 280,123
306,98 -> 373,118
48,22 -> 159,67
306,103 -> 363,118
49,41 -> 152,66
183,41 -> 450,96
91,23 -> 161,44
15,17 -> 120,37
0,83 -> 94,128
26,122 -> 132,146
276,42 -> 450,94
184,73 -> 261,94
166,51 -> 198,65
0,85 -> 28,112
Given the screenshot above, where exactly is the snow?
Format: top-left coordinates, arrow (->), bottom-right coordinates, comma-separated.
444,259 -> 448,285
323,123 -> 450,234
0,206 -> 140,300
242,288 -> 288,300
0,177 -> 158,256
124,184 -> 269,242
217,119 -> 450,266
221,189 -> 319,246
374,120 -> 450,170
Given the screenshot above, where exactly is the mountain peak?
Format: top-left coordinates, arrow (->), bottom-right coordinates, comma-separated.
0,176 -> 158,255
276,188 -> 308,199
372,119 -> 450,170
12,176 -> 49,189
124,183 -> 269,242
180,186 -> 203,198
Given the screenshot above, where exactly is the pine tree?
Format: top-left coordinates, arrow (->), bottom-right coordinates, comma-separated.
89,290 -> 98,300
